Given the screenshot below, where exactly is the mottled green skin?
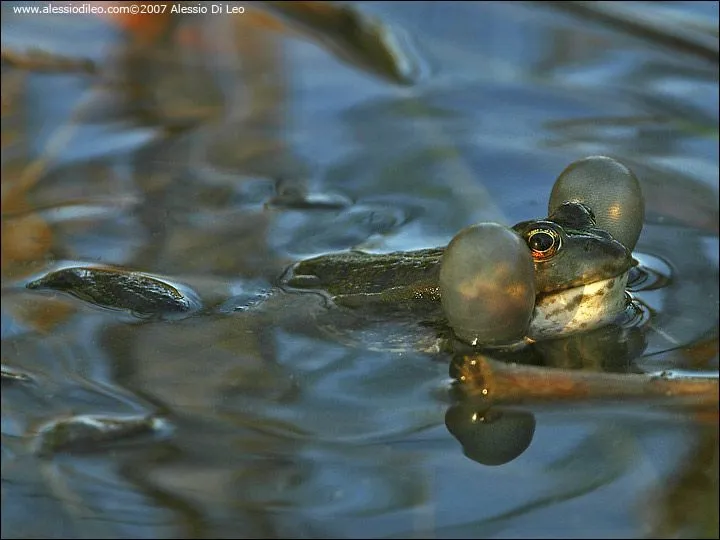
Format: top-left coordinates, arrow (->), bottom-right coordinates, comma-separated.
287,202 -> 633,312
286,248 -> 444,309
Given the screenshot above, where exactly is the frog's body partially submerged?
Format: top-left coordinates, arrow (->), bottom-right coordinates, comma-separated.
287,202 -> 634,346
22,156 -> 645,354
286,156 -> 644,349
286,248 -> 443,308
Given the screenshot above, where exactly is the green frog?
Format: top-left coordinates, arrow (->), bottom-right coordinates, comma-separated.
286,156 -> 645,349
25,156 -> 646,354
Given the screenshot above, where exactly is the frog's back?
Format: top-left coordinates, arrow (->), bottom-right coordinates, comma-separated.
286,248 -> 445,306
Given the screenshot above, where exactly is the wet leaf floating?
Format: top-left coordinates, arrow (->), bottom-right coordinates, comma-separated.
31,414 -> 173,457
262,1 -> 425,85
26,267 -> 201,318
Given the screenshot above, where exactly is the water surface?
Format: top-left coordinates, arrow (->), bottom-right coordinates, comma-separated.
1,1 -> 718,538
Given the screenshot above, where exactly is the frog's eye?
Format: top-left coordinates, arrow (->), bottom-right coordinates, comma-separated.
440,223 -> 535,346
527,228 -> 561,261
549,156 -> 644,251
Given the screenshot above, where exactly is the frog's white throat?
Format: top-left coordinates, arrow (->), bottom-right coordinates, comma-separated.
528,272 -> 630,341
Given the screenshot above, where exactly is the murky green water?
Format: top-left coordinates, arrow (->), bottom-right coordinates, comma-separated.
2,2 -> 718,538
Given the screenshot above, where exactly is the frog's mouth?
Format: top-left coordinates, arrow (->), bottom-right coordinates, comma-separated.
527,272 -> 630,341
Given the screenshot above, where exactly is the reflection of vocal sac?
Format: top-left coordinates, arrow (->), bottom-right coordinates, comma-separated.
445,402 -> 536,467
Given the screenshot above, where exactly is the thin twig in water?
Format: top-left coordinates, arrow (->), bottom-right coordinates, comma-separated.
456,355 -> 719,406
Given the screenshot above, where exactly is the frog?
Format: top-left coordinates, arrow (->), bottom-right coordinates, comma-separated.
286,155 -> 645,350
25,156 -> 646,355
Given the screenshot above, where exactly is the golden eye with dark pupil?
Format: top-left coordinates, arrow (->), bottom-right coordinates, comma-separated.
527,229 -> 560,260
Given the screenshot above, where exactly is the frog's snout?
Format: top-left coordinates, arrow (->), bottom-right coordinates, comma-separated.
439,223 -> 536,347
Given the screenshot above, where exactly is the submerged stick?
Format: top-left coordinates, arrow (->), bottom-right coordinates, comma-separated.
455,355 -> 719,406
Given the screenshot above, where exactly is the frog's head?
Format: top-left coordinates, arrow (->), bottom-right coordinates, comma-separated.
511,201 -> 632,294
440,156 -> 644,347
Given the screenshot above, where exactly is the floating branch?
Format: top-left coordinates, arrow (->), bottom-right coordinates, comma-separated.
455,354 -> 719,406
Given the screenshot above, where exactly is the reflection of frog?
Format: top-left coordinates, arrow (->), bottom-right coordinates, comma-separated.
289,156 -> 645,349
